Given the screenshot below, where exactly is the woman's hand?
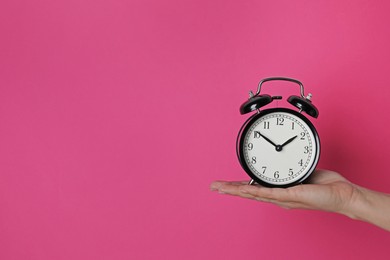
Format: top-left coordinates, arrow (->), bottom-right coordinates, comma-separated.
210,170 -> 360,214
211,169 -> 390,231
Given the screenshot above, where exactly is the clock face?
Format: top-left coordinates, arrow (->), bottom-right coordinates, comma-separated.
239,108 -> 320,187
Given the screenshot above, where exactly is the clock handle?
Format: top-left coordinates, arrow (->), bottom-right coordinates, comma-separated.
255,77 -> 305,98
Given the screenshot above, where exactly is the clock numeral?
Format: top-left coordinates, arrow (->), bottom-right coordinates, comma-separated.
288,168 -> 294,176
291,122 -> 295,130
263,121 -> 270,129
304,146 -> 310,154
298,159 -> 303,167
276,118 -> 284,126
248,143 -> 254,150
262,166 -> 267,174
274,171 -> 280,179
300,132 -> 306,140
254,131 -> 261,138
251,156 -> 257,164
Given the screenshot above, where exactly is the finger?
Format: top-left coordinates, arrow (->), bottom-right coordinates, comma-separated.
210,180 -> 250,191
211,181 -> 313,207
214,182 -> 247,194
214,182 -> 286,201
212,182 -> 259,199
239,184 -> 302,202
250,194 -> 311,209
270,201 -> 305,210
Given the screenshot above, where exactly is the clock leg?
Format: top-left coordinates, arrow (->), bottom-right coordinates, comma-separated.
248,179 -> 256,185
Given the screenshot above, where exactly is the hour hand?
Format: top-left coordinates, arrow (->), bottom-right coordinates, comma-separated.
280,135 -> 298,148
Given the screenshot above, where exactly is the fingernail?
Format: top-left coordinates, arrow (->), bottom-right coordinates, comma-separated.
218,189 -> 226,194
210,183 -> 219,191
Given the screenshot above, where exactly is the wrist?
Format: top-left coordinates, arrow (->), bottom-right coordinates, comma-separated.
340,184 -> 390,231
338,184 -> 367,220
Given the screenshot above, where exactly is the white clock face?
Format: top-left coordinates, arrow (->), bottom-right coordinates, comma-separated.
242,111 -> 319,186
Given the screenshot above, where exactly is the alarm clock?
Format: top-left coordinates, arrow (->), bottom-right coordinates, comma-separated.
236,77 -> 320,188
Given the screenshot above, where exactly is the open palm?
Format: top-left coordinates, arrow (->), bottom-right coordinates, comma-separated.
210,170 -> 359,214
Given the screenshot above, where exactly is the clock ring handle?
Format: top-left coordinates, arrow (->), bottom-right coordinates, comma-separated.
255,77 -> 305,98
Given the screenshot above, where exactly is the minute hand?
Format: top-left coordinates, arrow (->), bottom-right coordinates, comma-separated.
280,135 -> 298,148
259,133 -> 278,147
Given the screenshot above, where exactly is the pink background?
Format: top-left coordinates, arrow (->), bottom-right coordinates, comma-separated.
1,0 -> 390,259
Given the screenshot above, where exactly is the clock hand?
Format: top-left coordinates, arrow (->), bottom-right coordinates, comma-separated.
280,135 -> 298,148
258,133 -> 277,147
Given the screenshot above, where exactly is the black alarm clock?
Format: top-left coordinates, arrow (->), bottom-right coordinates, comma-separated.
236,77 -> 320,188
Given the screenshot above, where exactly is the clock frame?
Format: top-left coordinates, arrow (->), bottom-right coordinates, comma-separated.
236,77 -> 320,188
237,108 -> 320,188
